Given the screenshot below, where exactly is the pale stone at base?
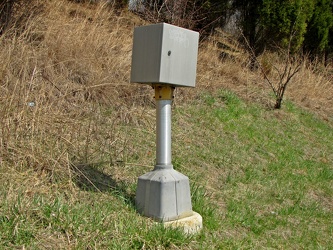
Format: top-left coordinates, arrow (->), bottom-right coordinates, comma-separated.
163,211 -> 203,234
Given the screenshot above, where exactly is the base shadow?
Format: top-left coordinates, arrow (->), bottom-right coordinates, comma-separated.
71,163 -> 136,208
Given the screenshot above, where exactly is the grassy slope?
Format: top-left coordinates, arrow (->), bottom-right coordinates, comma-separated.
0,1 -> 332,249
174,92 -> 333,248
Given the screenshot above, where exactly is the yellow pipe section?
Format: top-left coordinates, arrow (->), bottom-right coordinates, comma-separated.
153,84 -> 175,100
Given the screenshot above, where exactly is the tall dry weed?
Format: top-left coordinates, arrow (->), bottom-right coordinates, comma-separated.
288,58 -> 333,119
0,0 -> 151,193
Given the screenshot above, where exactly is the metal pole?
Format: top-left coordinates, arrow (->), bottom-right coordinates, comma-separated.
154,85 -> 174,170
155,99 -> 172,168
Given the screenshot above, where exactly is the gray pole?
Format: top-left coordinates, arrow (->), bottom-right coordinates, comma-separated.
155,99 -> 172,169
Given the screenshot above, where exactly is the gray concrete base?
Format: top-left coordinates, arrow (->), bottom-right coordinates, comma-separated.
136,168 -> 193,222
163,211 -> 203,234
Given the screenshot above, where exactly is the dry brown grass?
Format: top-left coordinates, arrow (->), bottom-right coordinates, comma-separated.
1,0 -> 332,195
288,59 -> 333,120
0,0 -> 150,193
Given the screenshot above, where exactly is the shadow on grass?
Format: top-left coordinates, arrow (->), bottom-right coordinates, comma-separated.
71,163 -> 136,208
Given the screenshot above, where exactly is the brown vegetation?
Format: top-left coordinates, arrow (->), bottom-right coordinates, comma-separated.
1,0 -> 332,194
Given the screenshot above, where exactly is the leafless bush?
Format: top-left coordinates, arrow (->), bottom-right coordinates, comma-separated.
131,0 -> 227,32
67,0 -> 127,9
243,30 -> 302,109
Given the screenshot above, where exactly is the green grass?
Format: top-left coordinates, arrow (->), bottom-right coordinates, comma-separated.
0,190 -> 194,249
1,89 -> 332,249
172,90 -> 333,248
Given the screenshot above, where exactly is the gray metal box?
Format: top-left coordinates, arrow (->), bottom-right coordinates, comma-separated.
130,23 -> 199,87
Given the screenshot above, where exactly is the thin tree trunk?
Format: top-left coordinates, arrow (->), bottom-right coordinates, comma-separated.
274,97 -> 282,109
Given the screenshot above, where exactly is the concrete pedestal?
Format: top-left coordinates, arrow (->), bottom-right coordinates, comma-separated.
136,168 -> 193,222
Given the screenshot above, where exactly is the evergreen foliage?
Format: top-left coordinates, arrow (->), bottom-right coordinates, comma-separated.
232,0 -> 333,59
260,0 -> 315,52
304,0 -> 333,57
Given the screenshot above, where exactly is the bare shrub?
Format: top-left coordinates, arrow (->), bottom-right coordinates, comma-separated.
131,0 -> 228,32
242,29 -> 302,109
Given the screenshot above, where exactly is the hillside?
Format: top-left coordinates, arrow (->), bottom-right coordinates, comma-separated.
0,0 -> 332,249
